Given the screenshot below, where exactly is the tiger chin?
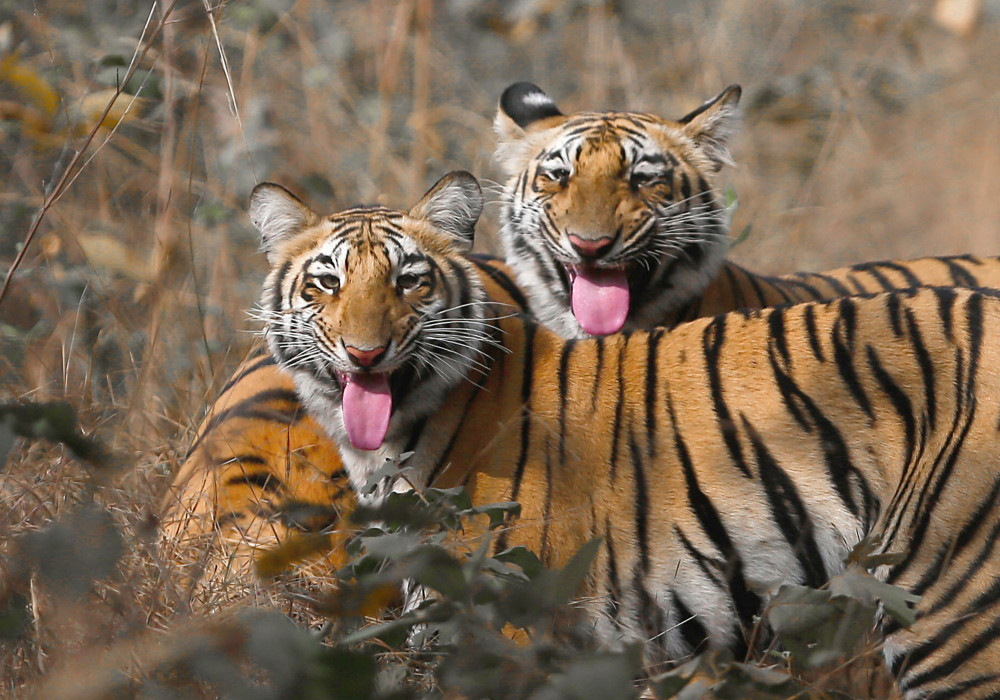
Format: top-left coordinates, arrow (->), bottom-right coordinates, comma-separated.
249,171 -> 498,498
494,81 -> 741,339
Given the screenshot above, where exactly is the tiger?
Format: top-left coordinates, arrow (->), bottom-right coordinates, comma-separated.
161,173 -> 528,582
493,80 -> 1000,339
251,172 -> 1000,699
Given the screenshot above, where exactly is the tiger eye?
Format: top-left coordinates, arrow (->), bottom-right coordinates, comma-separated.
315,274 -> 340,294
396,273 -> 421,292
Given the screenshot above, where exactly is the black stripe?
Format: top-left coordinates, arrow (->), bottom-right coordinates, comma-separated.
742,416 -> 828,588
805,272 -> 852,297
424,381 -> 488,487
872,260 -> 923,288
628,431 -> 650,572
803,305 -> 825,362
667,391 -> 761,637
904,307 -> 937,430
557,341 -> 575,463
539,435 -> 555,563
941,257 -> 979,287
722,265 -> 748,310
644,330 -> 660,458
744,269 -> 775,306
768,308 -> 791,368
186,389 -> 302,457
672,592 -> 710,656
604,516 -> 623,625
867,344 -> 917,484
702,317 -> 753,477
591,342 -> 604,412
933,286 -> 957,342
832,298 -> 874,419
224,471 -> 282,493
765,331 -> 874,523
216,353 -> 277,398
469,256 -> 529,312
496,321 -> 536,554
676,525 -> 725,588
608,339 -> 626,483
900,609 -> 1000,693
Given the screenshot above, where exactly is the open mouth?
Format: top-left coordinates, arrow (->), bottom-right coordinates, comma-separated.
566,264 -> 630,336
336,371 -> 393,451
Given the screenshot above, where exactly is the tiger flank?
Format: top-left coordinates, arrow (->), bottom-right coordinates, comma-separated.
251,174 -> 1000,699
160,351 -> 357,592
494,81 -> 1000,337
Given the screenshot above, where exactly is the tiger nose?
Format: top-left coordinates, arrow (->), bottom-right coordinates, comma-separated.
568,234 -> 614,260
345,344 -> 387,368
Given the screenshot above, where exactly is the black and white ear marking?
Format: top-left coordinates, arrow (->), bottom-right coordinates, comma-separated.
678,84 -> 742,171
249,183 -> 318,263
409,170 -> 484,250
499,82 -> 564,129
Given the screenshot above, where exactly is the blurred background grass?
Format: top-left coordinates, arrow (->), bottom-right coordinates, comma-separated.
0,0 -> 996,694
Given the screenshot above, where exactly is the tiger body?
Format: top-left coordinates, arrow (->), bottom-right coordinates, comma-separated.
166,250 -> 1000,586
250,175 -> 1000,697
160,351 -> 356,582
409,287 -> 1000,697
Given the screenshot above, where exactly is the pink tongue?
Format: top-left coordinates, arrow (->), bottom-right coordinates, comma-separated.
571,267 -> 630,335
342,374 -> 392,450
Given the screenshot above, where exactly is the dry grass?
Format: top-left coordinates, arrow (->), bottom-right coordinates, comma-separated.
0,0 -> 997,696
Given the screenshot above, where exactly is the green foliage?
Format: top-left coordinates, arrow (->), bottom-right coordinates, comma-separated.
0,400 -> 111,468
1,419 -> 914,698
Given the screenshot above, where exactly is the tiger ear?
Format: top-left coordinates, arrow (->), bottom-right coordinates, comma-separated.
249,183 -> 319,263
409,171 -> 483,250
494,82 -> 564,175
678,84 -> 742,171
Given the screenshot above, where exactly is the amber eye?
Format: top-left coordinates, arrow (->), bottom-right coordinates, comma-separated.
314,274 -> 340,294
543,166 -> 570,183
629,164 -> 665,189
396,273 -> 421,292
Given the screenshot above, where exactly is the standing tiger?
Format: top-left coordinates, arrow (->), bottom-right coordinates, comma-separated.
494,81 -> 1000,338
251,174 -> 1000,699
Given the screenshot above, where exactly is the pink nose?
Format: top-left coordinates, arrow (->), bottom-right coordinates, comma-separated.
568,234 -> 614,259
345,345 -> 386,368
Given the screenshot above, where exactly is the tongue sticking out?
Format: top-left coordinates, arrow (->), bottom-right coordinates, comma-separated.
571,267 -> 630,335
342,373 -> 392,450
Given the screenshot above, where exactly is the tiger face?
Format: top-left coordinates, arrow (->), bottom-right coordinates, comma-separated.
250,171 -> 494,493
494,82 -> 741,338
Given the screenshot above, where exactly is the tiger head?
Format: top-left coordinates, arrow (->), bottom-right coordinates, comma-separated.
249,171 -> 491,474
494,82 -> 741,338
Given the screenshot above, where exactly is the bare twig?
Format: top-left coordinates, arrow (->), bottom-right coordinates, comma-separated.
0,1 -> 179,308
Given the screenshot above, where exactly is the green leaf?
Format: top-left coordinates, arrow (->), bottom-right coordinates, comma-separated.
0,416 -> 15,470
409,546 -> 468,599
463,500 -> 521,530
0,401 -> 109,467
17,505 -> 124,597
338,615 -> 418,646
0,592 -> 29,641
550,537 -> 602,605
543,649 -> 640,700
829,567 -> 919,628
768,583 -> 876,669
494,546 -> 545,580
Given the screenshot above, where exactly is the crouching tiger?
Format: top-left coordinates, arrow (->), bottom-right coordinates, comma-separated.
494,80 -> 1000,339
251,171 -> 1000,699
